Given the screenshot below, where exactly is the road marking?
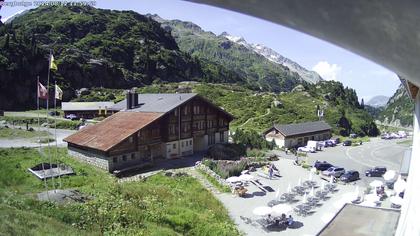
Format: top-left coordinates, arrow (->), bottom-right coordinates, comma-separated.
345,146 -> 374,168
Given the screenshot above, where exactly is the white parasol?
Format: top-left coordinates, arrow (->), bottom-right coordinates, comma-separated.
329,175 -> 335,184
394,176 -> 407,193
302,193 -> 308,203
226,176 -> 242,183
309,187 -> 315,197
287,183 -> 292,193
390,196 -> 404,206
369,180 -> 384,188
272,204 -> 292,215
275,187 -> 281,200
354,186 -> 360,196
253,206 -> 273,216
383,170 -> 397,181
239,174 -> 254,181
364,194 -> 380,202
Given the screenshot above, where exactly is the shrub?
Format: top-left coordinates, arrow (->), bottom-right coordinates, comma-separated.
205,143 -> 246,160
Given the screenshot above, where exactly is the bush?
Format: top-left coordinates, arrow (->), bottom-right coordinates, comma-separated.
203,159 -> 248,179
205,143 -> 246,160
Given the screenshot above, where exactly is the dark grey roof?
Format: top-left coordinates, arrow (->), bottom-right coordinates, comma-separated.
272,121 -> 332,137
62,102 -> 115,111
112,93 -> 197,113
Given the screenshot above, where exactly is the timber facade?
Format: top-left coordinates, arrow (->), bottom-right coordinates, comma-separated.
64,93 -> 232,172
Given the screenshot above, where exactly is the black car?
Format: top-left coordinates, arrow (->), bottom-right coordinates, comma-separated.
365,166 -> 387,177
48,111 -> 60,116
314,161 -> 333,171
343,140 -> 352,146
340,170 -> 360,183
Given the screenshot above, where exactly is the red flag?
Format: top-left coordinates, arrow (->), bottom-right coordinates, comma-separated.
38,82 -> 48,100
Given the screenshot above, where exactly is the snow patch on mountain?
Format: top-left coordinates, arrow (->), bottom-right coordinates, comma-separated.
221,32 -> 323,84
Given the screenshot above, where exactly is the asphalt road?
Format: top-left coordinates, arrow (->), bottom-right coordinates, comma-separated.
0,125 -> 76,148
273,137 -> 411,188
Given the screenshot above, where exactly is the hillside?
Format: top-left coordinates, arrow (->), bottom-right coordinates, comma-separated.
152,15 -> 309,93
378,84 -> 414,127
77,81 -> 379,137
0,6 -> 244,110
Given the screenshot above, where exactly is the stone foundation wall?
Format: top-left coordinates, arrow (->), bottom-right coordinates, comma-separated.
68,146 -> 110,171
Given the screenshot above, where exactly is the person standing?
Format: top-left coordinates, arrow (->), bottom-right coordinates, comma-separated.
269,164 -> 274,179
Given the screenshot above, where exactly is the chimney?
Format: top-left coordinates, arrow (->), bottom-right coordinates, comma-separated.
126,91 -> 132,110
132,91 -> 139,108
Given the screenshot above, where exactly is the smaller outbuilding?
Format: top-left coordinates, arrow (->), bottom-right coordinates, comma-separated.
264,121 -> 332,148
61,101 -> 116,119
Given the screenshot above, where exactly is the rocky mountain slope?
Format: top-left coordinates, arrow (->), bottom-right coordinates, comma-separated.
366,95 -> 389,108
153,15 -> 310,93
221,32 -> 323,84
378,84 -> 414,128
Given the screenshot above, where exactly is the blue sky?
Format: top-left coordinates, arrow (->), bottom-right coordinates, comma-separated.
1,0 -> 401,101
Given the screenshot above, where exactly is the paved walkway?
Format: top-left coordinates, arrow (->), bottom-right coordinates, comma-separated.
0,125 -> 75,148
212,158 -> 357,236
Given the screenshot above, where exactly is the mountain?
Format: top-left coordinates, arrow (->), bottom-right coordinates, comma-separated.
366,95 -> 389,107
378,84 -> 414,128
2,10 -> 28,24
152,15 -> 309,93
0,6 -> 245,110
221,32 -> 323,84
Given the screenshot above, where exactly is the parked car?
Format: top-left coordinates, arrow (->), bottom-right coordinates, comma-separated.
314,160 -> 333,171
340,170 -> 360,182
297,146 -> 316,153
322,166 -> 346,178
365,166 -> 387,177
343,140 -> 352,146
48,111 -> 60,116
65,114 -> 79,120
350,133 -> 358,138
324,140 -> 335,147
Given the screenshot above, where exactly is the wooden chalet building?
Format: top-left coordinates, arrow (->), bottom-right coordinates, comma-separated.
264,121 -> 332,148
64,92 -> 233,172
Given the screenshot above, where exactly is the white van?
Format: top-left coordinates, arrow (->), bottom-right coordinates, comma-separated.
307,140 -> 322,151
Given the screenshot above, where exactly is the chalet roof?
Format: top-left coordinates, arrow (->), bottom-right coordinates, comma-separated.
112,93 -> 197,112
62,102 -> 115,111
269,121 -> 332,137
64,111 -> 163,152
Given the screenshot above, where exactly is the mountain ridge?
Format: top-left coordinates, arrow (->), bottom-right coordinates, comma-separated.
220,31 -> 323,84
366,95 -> 389,108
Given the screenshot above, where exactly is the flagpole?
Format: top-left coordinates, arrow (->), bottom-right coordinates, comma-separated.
46,49 -> 56,192
38,76 -> 49,196
54,81 -> 62,189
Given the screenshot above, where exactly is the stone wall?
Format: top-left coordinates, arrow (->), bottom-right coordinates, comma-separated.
68,146 -> 110,171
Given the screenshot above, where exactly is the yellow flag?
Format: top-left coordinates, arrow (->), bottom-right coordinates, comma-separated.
50,54 -> 58,71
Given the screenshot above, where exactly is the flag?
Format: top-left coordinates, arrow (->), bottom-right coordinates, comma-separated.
38,82 -> 48,100
49,54 -> 58,71
55,84 -> 63,100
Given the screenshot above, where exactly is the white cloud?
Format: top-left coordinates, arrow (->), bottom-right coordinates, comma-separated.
312,61 -> 342,81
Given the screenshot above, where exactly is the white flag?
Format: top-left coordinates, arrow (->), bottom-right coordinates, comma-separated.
55,84 -> 63,100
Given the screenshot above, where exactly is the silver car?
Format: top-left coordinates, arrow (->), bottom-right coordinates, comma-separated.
322,167 -> 345,178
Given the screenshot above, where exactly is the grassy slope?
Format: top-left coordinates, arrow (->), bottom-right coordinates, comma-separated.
0,148 -> 239,235
77,82 -> 378,136
0,204 -> 90,236
0,127 -> 50,139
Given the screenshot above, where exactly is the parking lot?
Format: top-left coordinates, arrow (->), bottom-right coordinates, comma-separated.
275,137 -> 410,188
217,137 -> 411,235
